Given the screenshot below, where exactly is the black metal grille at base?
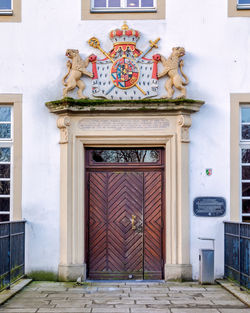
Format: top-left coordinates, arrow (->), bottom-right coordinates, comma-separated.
0,221 -> 25,291
224,221 -> 250,289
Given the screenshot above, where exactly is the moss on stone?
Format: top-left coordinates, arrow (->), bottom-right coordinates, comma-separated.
46,97 -> 204,107
27,271 -> 58,282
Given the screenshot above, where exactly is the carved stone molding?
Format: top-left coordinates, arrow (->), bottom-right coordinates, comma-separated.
46,98 -> 205,115
178,115 -> 192,143
57,116 -> 71,144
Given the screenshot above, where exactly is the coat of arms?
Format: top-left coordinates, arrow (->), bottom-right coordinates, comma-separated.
63,22 -> 189,100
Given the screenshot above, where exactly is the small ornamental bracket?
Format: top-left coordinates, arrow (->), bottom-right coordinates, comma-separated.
57,116 -> 71,144
178,115 -> 192,143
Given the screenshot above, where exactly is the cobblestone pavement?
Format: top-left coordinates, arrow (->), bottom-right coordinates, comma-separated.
0,281 -> 249,313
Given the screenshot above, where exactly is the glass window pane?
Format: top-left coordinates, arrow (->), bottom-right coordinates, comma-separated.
0,214 -> 9,222
242,149 -> 250,163
127,0 -> 139,7
238,0 -> 250,4
242,216 -> 250,223
0,124 -> 11,139
0,164 -> 10,178
94,0 -> 107,7
242,199 -> 250,213
241,107 -> 250,123
92,149 -> 160,163
0,107 -> 11,122
0,181 -> 10,195
242,182 -> 250,196
0,148 -> 10,162
242,125 -> 250,140
141,0 -> 154,7
242,165 -> 250,179
0,0 -> 11,10
109,0 -> 121,7
0,198 -> 10,211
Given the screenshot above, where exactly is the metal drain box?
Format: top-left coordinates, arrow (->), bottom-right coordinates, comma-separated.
199,249 -> 214,284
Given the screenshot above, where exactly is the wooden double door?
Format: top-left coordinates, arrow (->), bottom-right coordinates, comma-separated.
86,149 -> 164,280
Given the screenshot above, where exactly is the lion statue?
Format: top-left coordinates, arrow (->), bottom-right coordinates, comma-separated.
158,47 -> 189,99
62,49 -> 93,99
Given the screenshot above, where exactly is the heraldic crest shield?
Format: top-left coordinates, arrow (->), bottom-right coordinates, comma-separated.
88,22 -> 160,100
62,22 -> 189,100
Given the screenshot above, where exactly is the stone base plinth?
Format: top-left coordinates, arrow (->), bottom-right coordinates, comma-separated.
165,264 -> 192,281
58,264 -> 86,281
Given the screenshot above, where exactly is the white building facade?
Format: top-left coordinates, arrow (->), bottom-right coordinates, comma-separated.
0,0 -> 249,281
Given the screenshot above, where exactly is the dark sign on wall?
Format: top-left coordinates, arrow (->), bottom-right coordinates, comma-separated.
193,197 -> 226,217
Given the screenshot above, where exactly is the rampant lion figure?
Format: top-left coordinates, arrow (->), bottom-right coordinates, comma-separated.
158,47 -> 189,99
62,49 -> 93,99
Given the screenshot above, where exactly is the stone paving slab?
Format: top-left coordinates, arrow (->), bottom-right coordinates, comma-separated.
217,279 -> 250,307
0,279 -> 32,305
0,281 -> 249,313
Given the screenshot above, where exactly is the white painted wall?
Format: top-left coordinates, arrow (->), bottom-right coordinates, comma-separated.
0,0 -> 248,278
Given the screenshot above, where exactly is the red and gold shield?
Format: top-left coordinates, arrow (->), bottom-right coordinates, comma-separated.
111,57 -> 139,89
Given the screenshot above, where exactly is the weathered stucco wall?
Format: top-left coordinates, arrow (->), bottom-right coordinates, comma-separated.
0,0 -> 248,279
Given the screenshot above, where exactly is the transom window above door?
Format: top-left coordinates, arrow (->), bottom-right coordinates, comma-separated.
86,148 -> 164,166
91,0 -> 157,12
92,149 -> 160,163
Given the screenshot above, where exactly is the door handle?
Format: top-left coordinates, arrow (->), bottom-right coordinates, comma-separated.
131,215 -> 136,230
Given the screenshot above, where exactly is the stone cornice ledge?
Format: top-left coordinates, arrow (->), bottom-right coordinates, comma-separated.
46,97 -> 205,115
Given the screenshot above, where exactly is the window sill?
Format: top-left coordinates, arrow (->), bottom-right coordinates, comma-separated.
90,8 -> 157,13
0,10 -> 13,16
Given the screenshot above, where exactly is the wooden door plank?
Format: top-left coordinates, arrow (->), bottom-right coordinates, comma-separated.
88,172 -> 108,276
143,171 -> 163,280
88,171 -> 144,280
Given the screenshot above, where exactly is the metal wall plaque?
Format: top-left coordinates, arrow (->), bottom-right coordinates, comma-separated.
193,197 -> 226,217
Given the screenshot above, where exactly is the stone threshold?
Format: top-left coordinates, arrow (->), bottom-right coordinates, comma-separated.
0,279 -> 32,305
216,279 -> 250,307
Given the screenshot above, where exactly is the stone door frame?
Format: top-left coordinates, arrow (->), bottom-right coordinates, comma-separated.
55,112 -> 195,281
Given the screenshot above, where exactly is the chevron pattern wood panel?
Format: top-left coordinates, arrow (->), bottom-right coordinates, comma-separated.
144,171 -> 163,279
88,172 -> 108,275
88,172 -> 144,279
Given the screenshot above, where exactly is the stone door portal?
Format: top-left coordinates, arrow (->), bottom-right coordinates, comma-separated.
86,148 -> 164,280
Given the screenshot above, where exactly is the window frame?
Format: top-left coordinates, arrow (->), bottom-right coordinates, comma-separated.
228,0 -> 250,17
82,0 -> 165,20
230,94 -> 250,223
0,106 -> 13,222
0,0 -> 21,22
239,106 -> 250,222
91,0 -> 157,13
0,95 -> 22,221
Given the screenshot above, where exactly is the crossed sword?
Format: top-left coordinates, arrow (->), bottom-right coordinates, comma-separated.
88,37 -> 160,96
